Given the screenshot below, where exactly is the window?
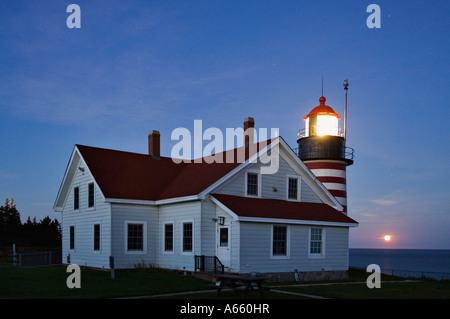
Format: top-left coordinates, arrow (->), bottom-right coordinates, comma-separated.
288,177 -> 298,200
164,223 -> 173,252
69,226 -> 75,250
219,227 -> 228,247
246,172 -> 259,196
272,225 -> 289,258
182,222 -> 193,252
74,187 -> 79,210
93,224 -> 100,251
310,228 -> 324,256
88,183 -> 94,208
127,223 -> 144,251
125,222 -> 147,253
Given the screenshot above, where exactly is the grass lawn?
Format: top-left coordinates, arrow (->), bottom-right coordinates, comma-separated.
269,268 -> 450,299
275,279 -> 450,299
0,262 -> 209,299
1,263 -> 449,299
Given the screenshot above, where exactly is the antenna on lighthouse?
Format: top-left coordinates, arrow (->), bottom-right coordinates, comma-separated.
321,75 -> 324,96
343,79 -> 349,140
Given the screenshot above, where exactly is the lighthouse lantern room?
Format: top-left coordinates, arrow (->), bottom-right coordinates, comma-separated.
303,96 -> 341,137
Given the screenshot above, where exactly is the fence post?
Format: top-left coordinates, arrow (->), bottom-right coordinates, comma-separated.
12,244 -> 18,267
197,255 -> 203,272
109,256 -> 115,279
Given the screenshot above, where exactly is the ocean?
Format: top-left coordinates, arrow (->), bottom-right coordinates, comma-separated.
349,248 -> 450,280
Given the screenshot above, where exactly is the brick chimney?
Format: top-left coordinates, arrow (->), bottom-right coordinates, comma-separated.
244,117 -> 255,146
148,130 -> 160,159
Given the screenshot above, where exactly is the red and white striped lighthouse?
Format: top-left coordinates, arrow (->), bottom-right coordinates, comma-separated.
305,161 -> 350,213
297,83 -> 354,214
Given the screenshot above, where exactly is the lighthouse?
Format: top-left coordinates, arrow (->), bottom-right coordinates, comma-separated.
297,81 -> 354,214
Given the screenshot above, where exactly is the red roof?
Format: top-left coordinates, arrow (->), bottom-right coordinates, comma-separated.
76,141 -> 270,201
212,194 -> 358,225
303,96 -> 341,120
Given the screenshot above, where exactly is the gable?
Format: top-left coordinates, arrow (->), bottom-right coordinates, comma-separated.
213,155 -> 322,203
54,146 -> 107,212
203,137 -> 342,211
54,147 -> 81,211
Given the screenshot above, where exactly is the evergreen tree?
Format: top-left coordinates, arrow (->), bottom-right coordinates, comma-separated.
37,216 -> 62,248
0,198 -> 62,249
22,217 -> 38,246
0,198 -> 22,246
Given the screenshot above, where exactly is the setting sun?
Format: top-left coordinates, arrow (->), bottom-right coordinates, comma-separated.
384,235 -> 391,241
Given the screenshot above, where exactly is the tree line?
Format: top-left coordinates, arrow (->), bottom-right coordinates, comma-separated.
0,198 -> 61,249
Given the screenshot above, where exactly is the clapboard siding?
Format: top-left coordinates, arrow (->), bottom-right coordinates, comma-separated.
230,220 -> 240,272
61,159 -> 111,268
239,223 -> 349,273
110,203 -> 158,269
158,201 -> 201,271
301,180 -> 321,203
215,170 -> 245,197
215,157 -> 321,203
200,198 -> 216,257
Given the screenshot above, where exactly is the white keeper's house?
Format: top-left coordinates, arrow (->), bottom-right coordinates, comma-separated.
54,102 -> 358,281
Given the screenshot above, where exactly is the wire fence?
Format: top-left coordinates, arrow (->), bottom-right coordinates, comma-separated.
0,251 -> 62,267
351,266 -> 450,281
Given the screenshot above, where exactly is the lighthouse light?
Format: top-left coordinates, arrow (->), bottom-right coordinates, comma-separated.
316,115 -> 339,136
305,118 -> 310,137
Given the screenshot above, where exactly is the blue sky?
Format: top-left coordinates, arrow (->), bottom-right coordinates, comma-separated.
0,1 -> 449,249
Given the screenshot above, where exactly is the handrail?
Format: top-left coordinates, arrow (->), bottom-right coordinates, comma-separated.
344,146 -> 355,161
297,128 -> 344,139
195,255 -> 224,274
290,145 -> 355,162
215,256 -> 225,274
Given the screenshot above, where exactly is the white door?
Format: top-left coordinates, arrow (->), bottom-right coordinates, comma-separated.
216,226 -> 230,268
